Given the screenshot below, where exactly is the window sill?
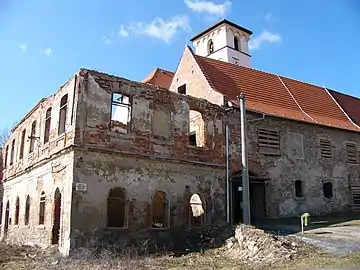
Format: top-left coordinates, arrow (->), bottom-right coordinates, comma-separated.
106,226 -> 128,230
294,196 -> 306,201
37,225 -> 46,230
151,227 -> 169,231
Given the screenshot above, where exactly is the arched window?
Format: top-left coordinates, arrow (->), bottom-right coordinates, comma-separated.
234,36 -> 240,51
14,196 -> 20,225
39,191 -> 46,225
152,191 -> 170,229
323,182 -> 333,199
58,94 -> 68,135
44,107 -> 52,143
25,195 -> 30,225
208,39 -> 214,54
189,193 -> 205,227
10,139 -> 15,166
295,180 -> 304,198
4,145 -> 9,167
107,187 -> 128,228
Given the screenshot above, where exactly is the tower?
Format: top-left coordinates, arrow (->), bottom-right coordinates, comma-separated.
190,19 -> 253,67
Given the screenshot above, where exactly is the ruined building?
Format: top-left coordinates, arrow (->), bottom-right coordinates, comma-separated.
1,19 -> 360,255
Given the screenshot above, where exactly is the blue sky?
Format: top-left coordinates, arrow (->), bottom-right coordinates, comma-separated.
0,0 -> 359,130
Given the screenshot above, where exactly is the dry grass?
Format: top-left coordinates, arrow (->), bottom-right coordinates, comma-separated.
1,242 -> 360,270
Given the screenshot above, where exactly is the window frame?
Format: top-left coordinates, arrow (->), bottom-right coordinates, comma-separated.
110,92 -> 133,134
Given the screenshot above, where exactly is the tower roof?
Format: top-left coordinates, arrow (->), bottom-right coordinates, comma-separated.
190,19 -> 253,42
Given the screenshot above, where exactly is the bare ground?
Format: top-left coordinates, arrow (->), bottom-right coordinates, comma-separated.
1,242 -> 360,270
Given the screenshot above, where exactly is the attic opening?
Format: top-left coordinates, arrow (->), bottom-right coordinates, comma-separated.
177,84 -> 186,95
189,110 -> 205,147
111,93 -> 132,134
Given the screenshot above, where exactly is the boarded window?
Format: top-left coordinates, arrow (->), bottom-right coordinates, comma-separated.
189,194 -> 205,227
323,182 -> 333,199
177,84 -> 186,95
39,191 -> 46,225
346,142 -> 357,164
20,129 -> 26,159
4,145 -> 9,167
14,196 -> 19,225
189,110 -> 205,147
111,93 -> 132,133
29,121 -> 36,153
25,195 -> 30,225
319,138 -> 332,160
287,132 -> 304,159
44,108 -> 51,143
107,187 -> 127,228
258,128 -> 280,155
58,95 -> 68,135
10,139 -> 15,165
152,191 -> 169,229
152,108 -> 171,139
295,180 -> 304,198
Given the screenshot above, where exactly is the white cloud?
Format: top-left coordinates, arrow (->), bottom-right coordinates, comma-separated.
264,12 -> 272,21
184,0 -> 231,17
118,25 -> 129,37
103,36 -> 113,45
249,30 -> 281,51
42,48 -> 52,56
19,43 -> 27,53
120,16 -> 190,44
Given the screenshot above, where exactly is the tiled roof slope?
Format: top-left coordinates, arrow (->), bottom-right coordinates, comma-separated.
142,68 -> 174,89
328,89 -> 360,127
193,54 -> 359,131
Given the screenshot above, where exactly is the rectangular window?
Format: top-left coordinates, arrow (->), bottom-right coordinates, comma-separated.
111,93 -> 132,133
44,108 -> 51,143
346,142 -> 357,164
258,128 -> 280,155
58,95 -> 68,135
177,84 -> 186,95
20,129 -> 26,159
319,138 -> 332,160
29,121 -> 36,153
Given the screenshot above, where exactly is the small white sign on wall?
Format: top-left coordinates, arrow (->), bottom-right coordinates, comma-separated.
238,187 -> 243,192
75,183 -> 87,192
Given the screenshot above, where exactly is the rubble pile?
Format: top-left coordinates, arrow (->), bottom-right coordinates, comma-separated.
225,225 -> 301,265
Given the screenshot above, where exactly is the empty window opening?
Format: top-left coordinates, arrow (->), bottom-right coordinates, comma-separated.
107,187 -> 127,228
152,191 -> 169,229
14,196 -> 19,225
208,39 -> 214,54
4,201 -> 10,233
29,121 -> 36,153
58,94 -> 68,135
319,138 -> 332,160
44,108 -> 52,143
4,145 -> 9,167
189,193 -> 205,227
258,128 -> 280,155
24,195 -> 30,225
20,129 -> 26,159
234,36 -> 240,51
10,139 -> 15,165
52,188 -> 62,244
39,191 -> 46,225
346,142 -> 357,164
189,110 -> 205,147
111,93 -> 132,133
323,182 -> 333,199
295,180 -> 304,198
177,84 -> 186,95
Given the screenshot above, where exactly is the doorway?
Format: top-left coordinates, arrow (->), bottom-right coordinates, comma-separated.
52,189 -> 62,245
4,201 -> 10,234
231,171 -> 267,224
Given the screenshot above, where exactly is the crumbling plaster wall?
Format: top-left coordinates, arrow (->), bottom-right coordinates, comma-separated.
171,51 -> 360,219
1,151 -> 74,256
70,70 -> 228,244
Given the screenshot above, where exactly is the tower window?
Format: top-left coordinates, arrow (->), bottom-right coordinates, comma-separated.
234,36 -> 240,51
208,40 -> 214,54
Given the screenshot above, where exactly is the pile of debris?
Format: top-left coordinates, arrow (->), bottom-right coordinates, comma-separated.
225,225 -> 302,265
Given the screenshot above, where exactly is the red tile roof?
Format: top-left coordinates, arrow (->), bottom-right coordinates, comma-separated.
142,68 -> 174,89
328,89 -> 360,127
192,53 -> 360,132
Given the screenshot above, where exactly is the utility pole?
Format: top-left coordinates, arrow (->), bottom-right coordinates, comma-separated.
239,94 -> 251,225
